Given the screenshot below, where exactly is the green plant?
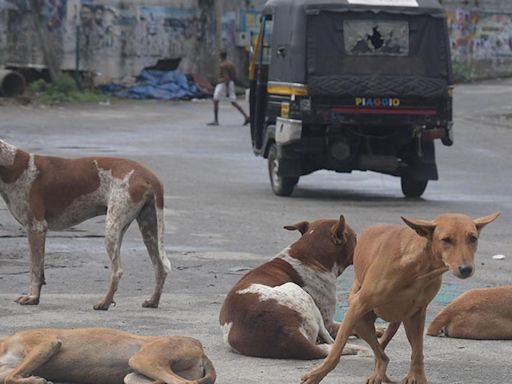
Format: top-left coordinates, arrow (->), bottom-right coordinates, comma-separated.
452,60 -> 477,83
28,74 -> 108,104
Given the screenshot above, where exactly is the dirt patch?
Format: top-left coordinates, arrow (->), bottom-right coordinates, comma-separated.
0,96 -> 32,106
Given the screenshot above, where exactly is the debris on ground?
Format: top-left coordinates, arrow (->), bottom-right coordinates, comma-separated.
98,69 -> 211,101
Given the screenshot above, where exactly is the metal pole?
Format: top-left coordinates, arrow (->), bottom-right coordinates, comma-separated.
75,26 -> 81,88
214,0 -> 223,81
215,0 -> 223,53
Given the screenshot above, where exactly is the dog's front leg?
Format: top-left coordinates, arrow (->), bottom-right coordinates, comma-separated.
16,222 -> 48,305
301,293 -> 372,384
402,308 -> 428,384
5,336 -> 61,384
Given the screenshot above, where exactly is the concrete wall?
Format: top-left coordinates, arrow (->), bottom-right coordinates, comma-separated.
1,0 -> 512,83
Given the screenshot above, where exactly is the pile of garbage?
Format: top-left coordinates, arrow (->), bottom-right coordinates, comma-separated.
98,69 -> 212,101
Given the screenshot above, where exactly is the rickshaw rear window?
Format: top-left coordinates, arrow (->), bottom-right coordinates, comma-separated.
344,20 -> 409,56
307,11 -> 447,78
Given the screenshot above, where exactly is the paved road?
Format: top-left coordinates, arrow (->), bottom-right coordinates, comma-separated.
1,81 -> 511,384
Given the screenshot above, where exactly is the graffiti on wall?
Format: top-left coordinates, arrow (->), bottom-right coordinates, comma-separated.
72,2 -> 205,69
0,0 -> 210,76
448,8 -> 512,60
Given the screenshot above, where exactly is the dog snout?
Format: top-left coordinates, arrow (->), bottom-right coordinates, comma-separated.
458,264 -> 473,279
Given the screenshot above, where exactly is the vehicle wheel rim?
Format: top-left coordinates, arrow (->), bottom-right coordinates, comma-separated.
271,158 -> 280,187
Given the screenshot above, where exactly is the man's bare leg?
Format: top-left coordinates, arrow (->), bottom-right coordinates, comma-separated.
207,100 -> 219,125
231,101 -> 249,125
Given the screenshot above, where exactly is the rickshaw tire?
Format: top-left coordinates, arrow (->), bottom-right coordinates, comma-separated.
268,144 -> 299,197
401,177 -> 428,198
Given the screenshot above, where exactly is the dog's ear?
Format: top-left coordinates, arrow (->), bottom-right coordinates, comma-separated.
401,216 -> 436,238
473,211 -> 500,233
284,221 -> 309,235
331,215 -> 346,245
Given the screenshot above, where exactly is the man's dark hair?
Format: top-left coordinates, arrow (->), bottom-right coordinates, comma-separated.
219,50 -> 227,60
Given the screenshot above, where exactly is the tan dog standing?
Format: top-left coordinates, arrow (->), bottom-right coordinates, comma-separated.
220,216 -> 366,359
0,327 -> 215,384
301,212 -> 499,384
0,139 -> 170,310
428,285 -> 512,339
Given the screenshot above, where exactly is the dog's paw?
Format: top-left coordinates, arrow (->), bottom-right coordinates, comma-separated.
24,376 -> 52,384
15,294 -> 40,305
401,373 -> 427,384
93,301 -> 112,310
142,298 -> 159,308
375,325 -> 387,338
365,374 -> 383,384
301,371 -> 324,384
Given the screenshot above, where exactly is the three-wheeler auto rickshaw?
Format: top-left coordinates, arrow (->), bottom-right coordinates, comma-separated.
249,0 -> 454,197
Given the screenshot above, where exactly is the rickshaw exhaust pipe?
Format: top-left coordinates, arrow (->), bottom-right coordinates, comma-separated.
0,69 -> 26,97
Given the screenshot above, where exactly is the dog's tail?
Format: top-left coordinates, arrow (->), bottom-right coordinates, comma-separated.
152,178 -> 171,274
427,310 -> 449,337
197,354 -> 216,384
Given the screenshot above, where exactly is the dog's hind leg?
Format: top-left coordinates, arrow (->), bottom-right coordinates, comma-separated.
301,289 -> 377,384
379,321 -> 400,350
94,191 -> 139,310
128,337 -> 215,384
136,200 -> 170,308
353,312 -> 392,384
4,337 -> 61,384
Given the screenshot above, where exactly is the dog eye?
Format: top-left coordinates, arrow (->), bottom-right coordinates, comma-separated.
468,235 -> 478,243
441,237 -> 452,244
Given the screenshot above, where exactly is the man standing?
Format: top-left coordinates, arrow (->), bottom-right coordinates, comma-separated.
207,50 -> 250,126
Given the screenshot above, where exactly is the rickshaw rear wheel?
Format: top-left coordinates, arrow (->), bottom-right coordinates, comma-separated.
401,176 -> 428,198
268,144 -> 299,196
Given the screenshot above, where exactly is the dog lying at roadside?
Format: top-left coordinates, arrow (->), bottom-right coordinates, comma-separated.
301,212 -> 499,384
428,285 -> 512,339
219,215 -> 368,359
0,139 -> 170,310
0,327 -> 215,384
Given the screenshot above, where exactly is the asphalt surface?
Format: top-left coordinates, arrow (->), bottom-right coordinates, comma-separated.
1,81 -> 511,384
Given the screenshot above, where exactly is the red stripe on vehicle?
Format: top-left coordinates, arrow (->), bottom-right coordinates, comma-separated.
332,107 -> 437,115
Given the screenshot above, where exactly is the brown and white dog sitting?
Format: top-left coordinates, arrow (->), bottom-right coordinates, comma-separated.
219,215 -> 367,359
0,139 -> 170,310
427,285 -> 512,339
0,327 -> 216,384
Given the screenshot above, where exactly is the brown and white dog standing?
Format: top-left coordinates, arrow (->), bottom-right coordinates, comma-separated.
0,139 -> 170,310
0,327 -> 216,384
219,215 -> 366,359
427,285 -> 512,339
301,212 -> 499,384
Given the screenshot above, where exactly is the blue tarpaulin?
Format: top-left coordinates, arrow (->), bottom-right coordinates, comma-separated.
99,69 -> 208,100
